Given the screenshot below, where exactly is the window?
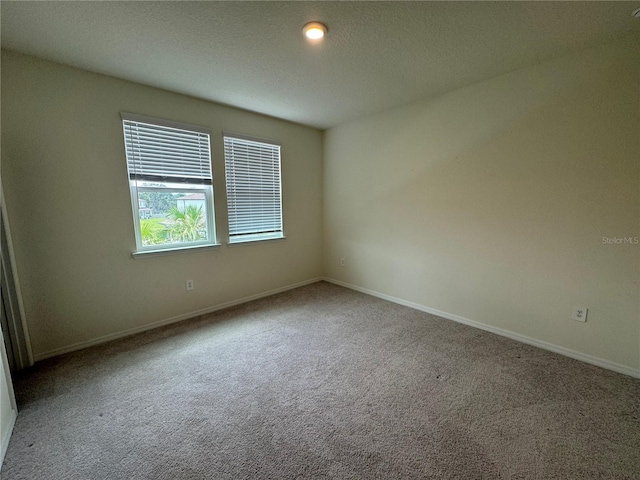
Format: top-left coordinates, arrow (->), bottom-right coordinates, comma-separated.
223,134 -> 284,244
122,113 -> 217,254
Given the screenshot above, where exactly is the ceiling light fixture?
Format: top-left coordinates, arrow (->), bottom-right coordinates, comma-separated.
303,22 -> 327,41
633,7 -> 640,18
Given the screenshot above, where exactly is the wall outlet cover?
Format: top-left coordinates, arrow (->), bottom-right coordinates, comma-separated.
572,306 -> 587,322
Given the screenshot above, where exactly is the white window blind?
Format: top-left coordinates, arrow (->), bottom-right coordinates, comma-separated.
224,135 -> 283,242
122,114 -> 212,185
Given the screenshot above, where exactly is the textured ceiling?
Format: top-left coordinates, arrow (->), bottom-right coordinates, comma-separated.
1,1 -> 638,129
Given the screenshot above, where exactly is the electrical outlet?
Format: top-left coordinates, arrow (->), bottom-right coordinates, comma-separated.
572,306 -> 587,322
186,280 -> 194,291
340,257 -> 346,267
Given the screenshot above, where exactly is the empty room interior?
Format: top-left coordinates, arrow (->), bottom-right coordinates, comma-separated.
1,1 -> 639,479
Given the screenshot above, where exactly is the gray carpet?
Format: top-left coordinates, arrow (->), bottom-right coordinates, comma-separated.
2,281 -> 639,479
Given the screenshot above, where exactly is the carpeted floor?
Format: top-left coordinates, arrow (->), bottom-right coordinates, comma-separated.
2,281 -> 639,479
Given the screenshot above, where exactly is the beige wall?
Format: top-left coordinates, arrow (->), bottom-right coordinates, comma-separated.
323,36 -> 640,372
1,51 -> 323,358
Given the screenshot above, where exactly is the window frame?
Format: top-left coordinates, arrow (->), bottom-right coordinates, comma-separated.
130,184 -> 216,253
121,113 -> 218,255
223,132 -> 285,245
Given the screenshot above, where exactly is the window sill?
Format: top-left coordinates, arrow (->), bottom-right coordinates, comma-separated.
132,243 -> 221,259
227,235 -> 286,247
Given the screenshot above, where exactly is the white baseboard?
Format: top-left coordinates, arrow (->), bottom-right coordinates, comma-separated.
34,277 -> 324,362
323,277 -> 640,379
0,408 -> 17,470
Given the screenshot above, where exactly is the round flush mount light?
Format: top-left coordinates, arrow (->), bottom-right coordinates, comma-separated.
303,22 -> 327,40
633,7 -> 640,18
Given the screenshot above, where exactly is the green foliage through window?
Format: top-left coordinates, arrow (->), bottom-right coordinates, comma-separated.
167,205 -> 207,242
138,191 -> 179,214
139,205 -> 206,246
